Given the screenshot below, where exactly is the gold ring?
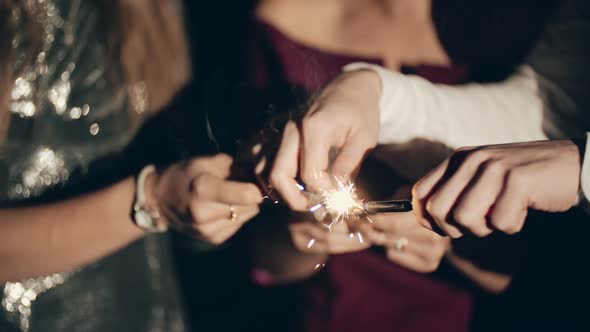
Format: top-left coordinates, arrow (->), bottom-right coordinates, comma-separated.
229,205 -> 238,222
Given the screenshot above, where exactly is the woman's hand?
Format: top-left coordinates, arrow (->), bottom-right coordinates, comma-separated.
362,212 -> 450,273
413,140 -> 582,237
269,70 -> 382,210
154,154 -> 264,244
289,213 -> 371,254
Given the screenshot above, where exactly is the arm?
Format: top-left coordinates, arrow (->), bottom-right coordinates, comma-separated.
0,154 -> 264,282
0,178 -> 144,282
344,63 -> 547,148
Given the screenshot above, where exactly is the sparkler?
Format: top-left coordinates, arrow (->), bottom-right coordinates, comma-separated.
304,178 -> 413,228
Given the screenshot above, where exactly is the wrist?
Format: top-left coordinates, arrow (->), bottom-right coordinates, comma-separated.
342,62 -> 409,145
341,65 -> 382,112
132,165 -> 168,232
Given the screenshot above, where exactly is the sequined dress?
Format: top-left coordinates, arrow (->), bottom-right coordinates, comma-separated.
0,1 -> 188,331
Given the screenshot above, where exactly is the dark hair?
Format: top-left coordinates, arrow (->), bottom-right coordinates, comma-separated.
433,0 -> 562,82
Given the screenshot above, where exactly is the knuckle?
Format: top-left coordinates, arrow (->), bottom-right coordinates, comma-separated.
492,219 -> 519,234
386,249 -> 397,261
505,168 -> 525,190
189,158 -> 205,170
467,149 -> 491,165
190,203 -> 207,222
302,117 -> 319,132
268,170 -> 283,188
192,174 -> 213,197
425,258 -> 442,272
452,208 -> 477,228
425,197 -> 445,219
215,153 -> 232,164
485,159 -> 507,175
427,232 -> 444,246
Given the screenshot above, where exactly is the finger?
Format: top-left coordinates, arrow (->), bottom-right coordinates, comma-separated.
300,114 -> 335,191
270,121 -> 309,210
370,212 -> 415,232
386,248 -> 440,273
423,150 -> 492,237
330,133 -> 373,180
190,154 -> 234,178
191,201 -> 259,224
328,238 -> 371,254
413,158 -> 451,200
364,227 -> 387,246
289,220 -> 329,242
193,206 -> 259,238
191,174 -> 263,205
384,229 -> 448,261
412,195 -> 434,231
489,167 -> 529,235
452,160 -> 506,237
290,222 -> 330,253
412,159 -> 451,232
326,230 -> 369,246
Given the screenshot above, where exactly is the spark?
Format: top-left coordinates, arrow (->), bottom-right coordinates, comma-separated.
357,232 -> 364,244
319,178 -> 364,224
310,203 -> 323,212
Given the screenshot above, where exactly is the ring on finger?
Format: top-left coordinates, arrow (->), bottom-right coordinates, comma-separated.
395,237 -> 409,252
229,205 -> 238,222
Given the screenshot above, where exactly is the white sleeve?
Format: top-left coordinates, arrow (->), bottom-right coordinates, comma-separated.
343,63 -> 548,149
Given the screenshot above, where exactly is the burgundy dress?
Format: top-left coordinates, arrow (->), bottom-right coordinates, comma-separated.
248,21 -> 473,332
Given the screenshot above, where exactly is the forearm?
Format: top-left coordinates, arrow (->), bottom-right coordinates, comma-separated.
0,177 -> 144,282
345,63 -> 548,148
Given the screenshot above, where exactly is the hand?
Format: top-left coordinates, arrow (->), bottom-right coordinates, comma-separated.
269,70 -> 382,210
289,213 -> 371,254
413,140 -> 582,237
362,212 -> 450,273
154,154 -> 264,244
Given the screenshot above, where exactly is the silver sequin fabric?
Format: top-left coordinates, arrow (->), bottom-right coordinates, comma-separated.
0,1 -> 188,331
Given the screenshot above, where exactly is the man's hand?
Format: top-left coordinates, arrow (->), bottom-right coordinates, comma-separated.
413,140 -> 582,237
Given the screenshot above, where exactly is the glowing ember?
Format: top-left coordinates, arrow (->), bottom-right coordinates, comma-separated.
320,178 -> 364,225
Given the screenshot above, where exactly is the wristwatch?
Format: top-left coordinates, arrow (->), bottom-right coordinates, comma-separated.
132,165 -> 168,232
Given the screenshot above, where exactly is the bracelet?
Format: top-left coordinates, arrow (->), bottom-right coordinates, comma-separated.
132,165 -> 168,233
